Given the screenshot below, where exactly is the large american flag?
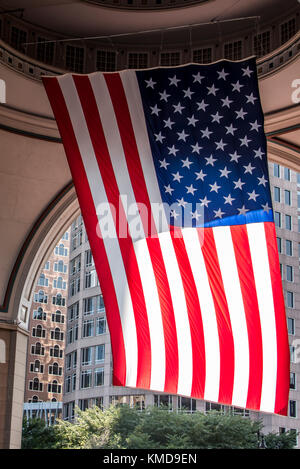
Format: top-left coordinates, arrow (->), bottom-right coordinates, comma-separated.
43,57 -> 289,415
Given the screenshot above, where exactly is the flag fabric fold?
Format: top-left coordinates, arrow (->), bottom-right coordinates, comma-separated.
43,57 -> 290,415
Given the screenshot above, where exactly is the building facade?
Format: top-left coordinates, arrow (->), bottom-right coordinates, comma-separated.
24,230 -> 70,423
63,165 -> 300,445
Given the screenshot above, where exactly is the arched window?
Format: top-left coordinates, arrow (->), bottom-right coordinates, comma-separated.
34,360 -> 40,372
36,325 -> 43,337
32,396 -> 39,403
38,273 -> 48,287
58,260 -> 64,272
33,378 -> 39,391
52,362 -> 59,375
35,342 -> 41,355
52,397 -> 57,402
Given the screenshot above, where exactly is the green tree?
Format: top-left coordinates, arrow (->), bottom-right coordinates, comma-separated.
21,417 -> 58,449
21,406 -> 298,450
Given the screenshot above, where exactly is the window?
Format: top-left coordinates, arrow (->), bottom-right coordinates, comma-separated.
65,375 -> 71,394
290,372 -> 296,390
96,295 -> 105,312
30,360 -> 44,373
62,231 -> 69,240
48,380 -> 61,394
160,51 -> 181,67
287,291 -> 294,308
52,293 -> 65,306
193,47 -> 212,64
68,302 -> 79,321
33,307 -> 46,321
274,212 -> 281,228
84,297 -> 94,315
285,214 -> 292,230
81,370 -> 92,389
72,373 -> 76,391
286,240 -> 293,256
277,237 -> 282,253
70,256 -> 81,274
274,187 -> 280,203
177,396 -> 196,413
66,354 -> 72,371
55,243 -> 68,256
96,50 -> 116,72
285,190 -> 291,206
128,52 -> 148,69
81,347 -> 92,366
32,325 -> 46,338
288,317 -> 295,335
53,276 -> 66,290
154,394 -> 173,410
52,310 -> 64,323
50,327 -> 64,341
95,367 -> 104,387
82,319 -> 94,338
96,317 -> 106,335
281,18 -> 296,44
50,345 -> 63,358
37,273 -> 48,287
69,277 -> 80,297
37,37 -> 54,64
66,45 -> 84,73
29,378 -> 43,392
289,400 -> 297,418
34,290 -> 48,304
284,167 -> 291,181
71,229 -> 83,252
31,342 -> 45,356
44,261 -> 50,270
224,40 -> 242,60
49,362 -> 62,376
273,163 -> 280,177
286,265 -> 293,282
54,260 -> 67,273
95,344 -> 105,364
290,345 -> 296,363
85,249 -> 94,267
85,269 -> 98,289
253,30 -> 271,57
298,216 -> 300,233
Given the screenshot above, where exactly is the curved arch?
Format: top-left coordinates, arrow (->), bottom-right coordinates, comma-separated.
0,182 -> 79,332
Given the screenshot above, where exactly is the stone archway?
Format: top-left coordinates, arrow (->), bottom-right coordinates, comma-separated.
0,183 -> 79,449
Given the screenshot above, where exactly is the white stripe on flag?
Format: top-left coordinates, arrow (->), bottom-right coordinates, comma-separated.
120,70 -> 169,234
247,222 -> 277,413
89,73 -> 166,392
158,231 -> 193,397
58,74 -> 138,388
213,225 -> 250,409
182,228 -> 220,403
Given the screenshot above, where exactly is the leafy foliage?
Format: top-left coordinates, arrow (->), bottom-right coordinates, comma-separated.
21,405 -> 298,450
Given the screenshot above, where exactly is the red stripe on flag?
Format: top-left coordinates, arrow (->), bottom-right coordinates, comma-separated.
170,228 -> 206,399
200,228 -> 235,405
73,74 -> 152,389
264,222 -> 290,416
42,76 -> 126,386
104,73 -> 179,394
230,224 -> 263,411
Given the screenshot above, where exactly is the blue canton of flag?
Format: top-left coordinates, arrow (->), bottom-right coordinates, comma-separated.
137,57 -> 273,228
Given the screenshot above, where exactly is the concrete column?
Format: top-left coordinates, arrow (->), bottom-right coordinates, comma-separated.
0,322 -> 29,449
